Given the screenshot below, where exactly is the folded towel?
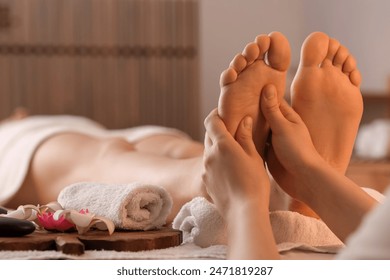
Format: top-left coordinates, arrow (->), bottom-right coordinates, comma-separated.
173,197 -> 343,250
270,211 -> 342,247
57,182 -> 172,230
172,197 -> 227,247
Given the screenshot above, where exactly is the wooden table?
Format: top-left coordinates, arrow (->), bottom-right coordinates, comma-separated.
0,227 -> 182,255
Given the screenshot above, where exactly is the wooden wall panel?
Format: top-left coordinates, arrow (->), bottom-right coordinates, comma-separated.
0,0 -> 200,139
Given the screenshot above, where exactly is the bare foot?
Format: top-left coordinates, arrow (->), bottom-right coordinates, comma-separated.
218,32 -> 290,154
288,32 -> 363,216
291,31 -> 363,173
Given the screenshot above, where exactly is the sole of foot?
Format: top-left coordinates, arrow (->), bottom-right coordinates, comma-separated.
291,31 -> 363,174
218,31 -> 291,155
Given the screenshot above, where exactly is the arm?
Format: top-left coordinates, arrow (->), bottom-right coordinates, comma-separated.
297,159 -> 377,241
203,109 -> 279,259
261,84 -> 377,241
227,200 -> 279,259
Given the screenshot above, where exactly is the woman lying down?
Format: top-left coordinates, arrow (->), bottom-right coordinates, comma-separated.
0,32 -> 388,259
0,107 -> 206,223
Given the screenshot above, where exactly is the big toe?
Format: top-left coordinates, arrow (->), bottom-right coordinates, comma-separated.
300,32 -> 330,67
267,31 -> 291,72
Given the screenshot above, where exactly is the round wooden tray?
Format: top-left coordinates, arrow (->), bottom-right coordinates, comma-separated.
0,227 -> 182,255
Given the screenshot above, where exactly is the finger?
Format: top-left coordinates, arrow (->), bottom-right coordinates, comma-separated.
261,84 -> 302,128
261,84 -> 288,130
279,99 -> 302,124
204,108 -> 231,143
235,116 -> 258,155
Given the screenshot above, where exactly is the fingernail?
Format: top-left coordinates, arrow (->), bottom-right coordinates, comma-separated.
264,87 -> 275,100
244,116 -> 253,129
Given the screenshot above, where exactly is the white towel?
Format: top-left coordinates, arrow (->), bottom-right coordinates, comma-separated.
57,182 -> 172,230
270,211 -> 342,248
172,197 -> 228,247
173,197 -> 343,251
0,115 -> 106,205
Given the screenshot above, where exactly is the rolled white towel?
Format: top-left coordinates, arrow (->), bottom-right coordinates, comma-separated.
172,197 -> 227,248
58,182 -> 172,230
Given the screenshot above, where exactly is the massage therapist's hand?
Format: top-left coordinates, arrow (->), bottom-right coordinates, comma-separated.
202,109 -> 270,218
260,85 -> 323,189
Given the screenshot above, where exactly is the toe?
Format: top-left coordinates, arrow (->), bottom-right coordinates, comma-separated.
229,54 -> 247,73
333,45 -> 349,69
350,69 -> 362,87
255,34 -> 271,59
300,32 -> 329,67
342,55 -> 357,74
242,42 -> 260,65
321,38 -> 340,67
220,67 -> 238,86
267,31 -> 291,71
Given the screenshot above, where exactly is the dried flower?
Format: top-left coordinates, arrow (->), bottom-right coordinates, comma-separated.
2,202 -> 114,235
37,210 -> 74,232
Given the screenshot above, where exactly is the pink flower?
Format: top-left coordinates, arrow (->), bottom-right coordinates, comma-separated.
79,209 -> 89,214
37,210 -> 74,232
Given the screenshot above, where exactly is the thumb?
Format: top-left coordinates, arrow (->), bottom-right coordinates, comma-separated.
235,116 -> 258,155
261,84 -> 287,131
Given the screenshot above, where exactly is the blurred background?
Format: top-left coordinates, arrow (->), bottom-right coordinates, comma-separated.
200,0 -> 390,135
1,0 -> 390,141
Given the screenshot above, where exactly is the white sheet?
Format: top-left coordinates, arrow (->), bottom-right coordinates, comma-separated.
0,115 -> 189,205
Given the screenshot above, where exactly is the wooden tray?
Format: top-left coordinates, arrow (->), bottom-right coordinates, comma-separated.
0,227 -> 182,255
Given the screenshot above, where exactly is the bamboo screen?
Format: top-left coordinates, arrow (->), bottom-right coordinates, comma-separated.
0,0 -> 200,138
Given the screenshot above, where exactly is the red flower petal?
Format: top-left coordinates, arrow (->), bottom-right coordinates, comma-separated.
37,212 -> 74,231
